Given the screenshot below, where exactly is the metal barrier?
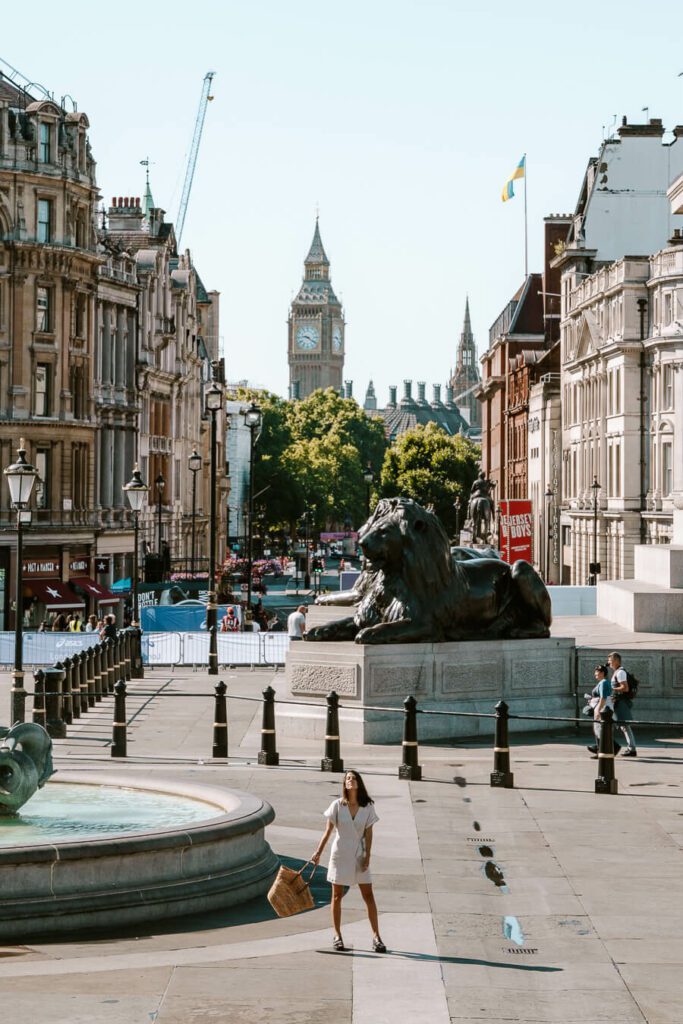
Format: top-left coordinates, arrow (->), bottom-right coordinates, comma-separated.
0,630 -> 291,668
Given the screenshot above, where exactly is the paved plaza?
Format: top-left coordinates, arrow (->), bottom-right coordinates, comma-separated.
1,664 -> 682,1023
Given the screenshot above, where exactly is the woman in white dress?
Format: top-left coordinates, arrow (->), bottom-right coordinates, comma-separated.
311,769 -> 386,953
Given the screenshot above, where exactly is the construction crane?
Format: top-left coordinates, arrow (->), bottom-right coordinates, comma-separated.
176,71 -> 216,247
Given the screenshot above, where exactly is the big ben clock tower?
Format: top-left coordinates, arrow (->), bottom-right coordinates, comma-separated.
288,219 -> 345,398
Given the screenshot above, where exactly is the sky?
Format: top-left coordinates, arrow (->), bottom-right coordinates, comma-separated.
4,1 -> 683,404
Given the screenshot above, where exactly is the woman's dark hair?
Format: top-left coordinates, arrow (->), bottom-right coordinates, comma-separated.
341,770 -> 374,807
595,664 -> 608,676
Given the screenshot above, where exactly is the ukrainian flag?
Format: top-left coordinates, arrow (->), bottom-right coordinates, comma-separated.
501,155 -> 526,202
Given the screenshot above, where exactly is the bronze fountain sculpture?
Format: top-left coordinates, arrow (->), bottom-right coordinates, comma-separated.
306,497 -> 551,644
0,723 -> 54,815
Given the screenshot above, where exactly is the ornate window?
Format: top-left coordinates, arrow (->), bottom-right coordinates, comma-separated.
37,199 -> 52,243
34,363 -> 50,416
39,122 -> 51,163
36,286 -> 52,332
35,449 -> 50,509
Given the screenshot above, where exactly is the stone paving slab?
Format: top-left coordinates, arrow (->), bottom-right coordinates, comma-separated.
2,665 -> 683,1021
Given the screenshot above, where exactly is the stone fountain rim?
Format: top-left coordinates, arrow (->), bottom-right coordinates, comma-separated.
0,771 -> 275,864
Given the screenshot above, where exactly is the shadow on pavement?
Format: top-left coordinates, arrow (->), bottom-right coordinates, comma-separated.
318,948 -> 562,971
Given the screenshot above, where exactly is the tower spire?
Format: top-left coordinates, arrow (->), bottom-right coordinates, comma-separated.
304,217 -> 330,266
140,157 -> 155,218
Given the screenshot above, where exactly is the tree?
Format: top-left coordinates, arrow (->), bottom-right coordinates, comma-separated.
232,386 -> 387,539
380,422 -> 480,536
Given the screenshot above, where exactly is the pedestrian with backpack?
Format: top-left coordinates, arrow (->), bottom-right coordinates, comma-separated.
608,651 -> 638,757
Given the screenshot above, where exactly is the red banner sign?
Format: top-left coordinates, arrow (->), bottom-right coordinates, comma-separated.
498,500 -> 532,564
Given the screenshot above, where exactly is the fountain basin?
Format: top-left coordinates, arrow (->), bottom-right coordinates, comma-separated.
0,772 -> 278,941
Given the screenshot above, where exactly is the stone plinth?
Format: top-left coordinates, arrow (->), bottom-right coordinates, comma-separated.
282,637 -> 576,744
597,543 -> 683,633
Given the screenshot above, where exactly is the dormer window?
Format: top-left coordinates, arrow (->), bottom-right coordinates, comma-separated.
39,122 -> 51,163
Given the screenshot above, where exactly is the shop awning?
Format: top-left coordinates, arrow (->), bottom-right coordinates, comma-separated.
70,577 -> 121,604
27,581 -> 84,609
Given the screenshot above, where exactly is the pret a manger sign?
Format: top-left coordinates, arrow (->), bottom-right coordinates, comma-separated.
498,500 -> 532,564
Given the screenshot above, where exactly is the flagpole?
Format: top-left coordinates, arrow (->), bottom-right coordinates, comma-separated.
528,153 -> 532,280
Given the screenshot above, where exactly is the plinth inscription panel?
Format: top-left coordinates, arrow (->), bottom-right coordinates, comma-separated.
290,663 -> 358,697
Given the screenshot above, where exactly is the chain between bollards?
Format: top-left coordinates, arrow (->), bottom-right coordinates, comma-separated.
595,705 -> 618,795
490,699 -> 514,788
321,690 -> 344,772
212,681 -> 228,758
258,685 -> 279,766
111,679 -> 127,758
398,694 -> 422,780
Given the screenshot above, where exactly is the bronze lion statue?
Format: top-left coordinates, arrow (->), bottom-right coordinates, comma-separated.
306,497 -> 551,644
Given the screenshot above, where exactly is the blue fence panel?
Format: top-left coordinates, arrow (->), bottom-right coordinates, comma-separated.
142,632 -> 182,666
0,631 -> 100,667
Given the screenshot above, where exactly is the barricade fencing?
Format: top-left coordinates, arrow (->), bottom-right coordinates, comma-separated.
0,631 -> 290,668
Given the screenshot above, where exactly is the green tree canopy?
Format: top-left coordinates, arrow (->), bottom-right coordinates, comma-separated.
380,422 -> 480,536
233,387 -> 387,536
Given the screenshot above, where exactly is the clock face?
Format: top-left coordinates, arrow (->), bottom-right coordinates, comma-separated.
332,326 -> 343,352
296,324 -> 319,350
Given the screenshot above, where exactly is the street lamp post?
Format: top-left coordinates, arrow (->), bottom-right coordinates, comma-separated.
590,476 -> 601,586
243,401 -> 263,631
188,448 -> 202,577
4,440 -> 37,723
205,372 -> 224,673
362,465 -> 375,520
544,485 -> 553,583
123,464 -> 148,679
454,496 -> 462,540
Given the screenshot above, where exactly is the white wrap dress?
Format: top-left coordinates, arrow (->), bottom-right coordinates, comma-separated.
324,798 -> 379,886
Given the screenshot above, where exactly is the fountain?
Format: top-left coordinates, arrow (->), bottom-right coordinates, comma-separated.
0,728 -> 278,941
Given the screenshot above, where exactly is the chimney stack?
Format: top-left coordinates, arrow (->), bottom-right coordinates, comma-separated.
388,386 -> 397,407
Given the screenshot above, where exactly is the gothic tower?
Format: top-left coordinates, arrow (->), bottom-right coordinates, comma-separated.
449,296 -> 481,428
288,219 -> 345,398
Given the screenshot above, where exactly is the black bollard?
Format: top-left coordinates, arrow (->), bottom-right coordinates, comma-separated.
44,664 -> 67,739
258,685 -> 280,766
123,630 -> 132,682
113,634 -> 121,689
111,679 -> 127,758
55,659 -> 71,724
78,650 -> 89,714
321,690 -> 344,772
86,646 -> 96,707
64,655 -> 75,719
595,706 -> 618,795
490,700 -> 514,788
32,669 -> 46,729
93,643 -> 103,701
106,638 -> 115,693
212,681 -> 228,759
130,625 -> 144,679
398,694 -> 422,780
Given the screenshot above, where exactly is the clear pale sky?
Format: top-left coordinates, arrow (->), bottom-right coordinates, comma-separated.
4,1 -> 683,404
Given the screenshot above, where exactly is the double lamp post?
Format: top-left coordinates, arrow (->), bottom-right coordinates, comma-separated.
4,440 -> 37,723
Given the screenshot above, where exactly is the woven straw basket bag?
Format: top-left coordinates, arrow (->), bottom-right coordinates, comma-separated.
267,861 -> 317,918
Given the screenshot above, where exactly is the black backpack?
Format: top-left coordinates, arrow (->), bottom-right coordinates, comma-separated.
624,671 -> 640,699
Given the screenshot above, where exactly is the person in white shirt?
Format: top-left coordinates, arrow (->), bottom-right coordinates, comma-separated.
608,651 -> 637,757
287,605 -> 307,640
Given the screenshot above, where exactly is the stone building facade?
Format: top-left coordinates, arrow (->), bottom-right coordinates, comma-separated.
0,73 -> 223,628
0,80 -> 102,627
556,118 -> 683,583
101,195 -> 224,580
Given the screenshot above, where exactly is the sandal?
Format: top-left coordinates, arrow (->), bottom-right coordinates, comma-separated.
372,937 -> 387,953
333,935 -> 345,951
